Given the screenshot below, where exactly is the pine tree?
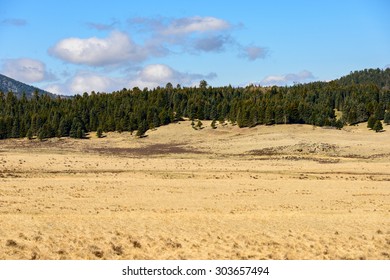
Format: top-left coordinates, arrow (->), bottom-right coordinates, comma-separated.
26,128 -> 33,140
384,111 -> 390,124
96,127 -> 103,138
373,120 -> 383,132
367,115 -> 376,129
211,119 -> 217,129
335,119 -> 344,130
38,129 -> 45,141
136,120 -> 148,138
70,117 -> 84,139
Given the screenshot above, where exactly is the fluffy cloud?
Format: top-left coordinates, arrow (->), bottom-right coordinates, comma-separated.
69,72 -> 118,93
45,71 -> 122,95
129,16 -> 239,54
1,18 -> 27,26
45,65 -> 216,95
1,58 -> 55,83
130,64 -> 217,89
50,16 -> 266,69
261,70 -> 314,86
49,31 -> 156,66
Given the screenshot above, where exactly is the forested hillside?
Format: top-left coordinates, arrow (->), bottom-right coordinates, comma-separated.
0,68 -> 389,140
337,68 -> 390,88
0,74 -> 54,99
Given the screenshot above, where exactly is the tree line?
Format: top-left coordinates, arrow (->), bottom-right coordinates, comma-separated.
0,68 -> 389,140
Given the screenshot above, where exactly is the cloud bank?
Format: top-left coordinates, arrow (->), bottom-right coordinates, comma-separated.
1,58 -> 55,83
261,70 -> 314,86
45,64 -> 216,95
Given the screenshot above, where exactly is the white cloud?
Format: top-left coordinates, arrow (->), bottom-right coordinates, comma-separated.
1,58 -> 55,83
49,31 -> 151,67
44,84 -> 63,95
129,16 -> 235,53
44,65 -> 215,95
69,72 -> 117,93
260,70 -> 315,86
240,45 -> 268,61
139,64 -> 174,83
130,64 -> 217,89
161,16 -> 230,35
46,71 -> 123,95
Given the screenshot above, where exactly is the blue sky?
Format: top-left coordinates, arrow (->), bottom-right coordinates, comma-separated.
0,0 -> 389,95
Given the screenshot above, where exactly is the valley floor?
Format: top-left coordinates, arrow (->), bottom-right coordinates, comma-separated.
0,121 -> 389,259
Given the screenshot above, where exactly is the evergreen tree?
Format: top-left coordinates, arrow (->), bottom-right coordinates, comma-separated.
26,128 -> 33,140
335,119 -> 344,130
211,119 -> 217,129
96,127 -> 103,138
384,111 -> 390,124
196,120 -> 203,129
70,117 -> 84,139
373,120 -> 383,132
136,120 -> 148,137
367,116 -> 376,129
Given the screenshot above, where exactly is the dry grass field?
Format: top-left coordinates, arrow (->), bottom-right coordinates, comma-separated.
0,121 -> 389,260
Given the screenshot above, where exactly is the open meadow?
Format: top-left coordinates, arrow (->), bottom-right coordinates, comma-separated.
0,121 -> 389,259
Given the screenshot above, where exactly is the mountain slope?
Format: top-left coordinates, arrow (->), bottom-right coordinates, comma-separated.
0,73 -> 55,98
336,68 -> 390,88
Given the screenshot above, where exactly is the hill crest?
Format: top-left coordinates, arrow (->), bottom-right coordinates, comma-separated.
0,73 -> 55,98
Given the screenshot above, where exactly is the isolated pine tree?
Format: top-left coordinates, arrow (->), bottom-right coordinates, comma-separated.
96,127 -> 103,138
373,120 -> 383,132
211,119 -> 217,129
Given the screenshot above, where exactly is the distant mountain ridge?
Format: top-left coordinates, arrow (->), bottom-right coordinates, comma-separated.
0,73 -> 55,98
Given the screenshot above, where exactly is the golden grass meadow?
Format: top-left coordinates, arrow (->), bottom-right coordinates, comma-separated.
0,121 -> 389,260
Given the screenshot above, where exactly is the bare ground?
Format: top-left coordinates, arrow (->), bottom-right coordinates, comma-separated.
0,121 -> 389,259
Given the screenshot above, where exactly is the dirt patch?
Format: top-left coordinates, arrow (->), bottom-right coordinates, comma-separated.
248,142 -> 340,157
91,143 -> 204,156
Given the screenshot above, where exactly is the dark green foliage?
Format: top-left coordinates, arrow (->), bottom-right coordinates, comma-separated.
334,119 -> 344,130
337,68 -> 390,88
69,117 -> 85,139
26,128 -> 33,140
384,111 -> 390,125
96,127 -> 103,138
211,119 -> 217,129
373,120 -> 383,132
367,116 -> 376,129
0,68 -> 389,141
136,120 -> 148,137
199,80 -> 208,89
